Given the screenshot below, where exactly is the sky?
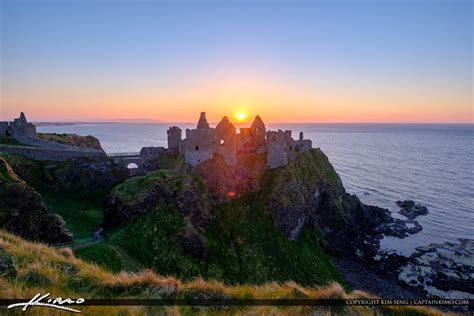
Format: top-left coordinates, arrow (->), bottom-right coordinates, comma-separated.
0,0 -> 472,123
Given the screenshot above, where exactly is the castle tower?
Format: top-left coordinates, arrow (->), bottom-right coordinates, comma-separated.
11,112 -> 36,137
197,112 -> 210,129
167,126 -> 182,150
19,112 -> 27,125
214,116 -> 237,165
250,115 -> 266,153
250,115 -> 265,132
183,112 -> 214,166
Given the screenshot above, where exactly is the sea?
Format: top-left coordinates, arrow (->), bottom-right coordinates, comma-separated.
37,122 -> 474,256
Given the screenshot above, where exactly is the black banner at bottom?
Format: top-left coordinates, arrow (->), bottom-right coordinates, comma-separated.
0,298 -> 472,306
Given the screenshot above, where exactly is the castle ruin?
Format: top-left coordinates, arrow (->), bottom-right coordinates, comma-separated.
0,112 -> 37,139
0,112 -> 105,160
167,112 -> 312,169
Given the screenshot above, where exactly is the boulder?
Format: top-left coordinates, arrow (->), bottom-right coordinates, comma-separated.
396,200 -> 428,221
400,239 -> 474,295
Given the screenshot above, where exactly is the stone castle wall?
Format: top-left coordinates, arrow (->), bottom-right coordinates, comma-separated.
0,145 -> 105,161
213,117 -> 237,166
167,112 -> 313,169
167,126 -> 182,150
184,128 -> 214,166
0,122 -> 8,137
267,130 -> 293,168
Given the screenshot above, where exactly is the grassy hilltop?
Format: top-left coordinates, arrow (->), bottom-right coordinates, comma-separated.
77,179 -> 343,287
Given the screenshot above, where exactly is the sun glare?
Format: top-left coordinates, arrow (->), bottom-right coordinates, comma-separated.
235,111 -> 248,121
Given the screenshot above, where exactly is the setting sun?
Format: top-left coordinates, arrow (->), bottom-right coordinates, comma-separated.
234,111 -> 248,122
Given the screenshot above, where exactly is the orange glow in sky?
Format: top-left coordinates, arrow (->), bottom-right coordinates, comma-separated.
1,1 -> 472,124
1,70 -> 472,123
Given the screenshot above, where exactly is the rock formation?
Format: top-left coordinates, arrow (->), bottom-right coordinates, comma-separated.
102,170 -> 212,260
103,170 -> 212,231
5,154 -> 127,193
0,157 -> 72,244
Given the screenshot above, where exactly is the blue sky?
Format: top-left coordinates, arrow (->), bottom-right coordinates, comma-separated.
0,0 -> 472,122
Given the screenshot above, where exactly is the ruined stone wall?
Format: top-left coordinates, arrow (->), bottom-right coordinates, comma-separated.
140,146 -> 165,161
214,118 -> 237,166
238,128 -> 254,151
267,130 -> 293,168
24,123 -> 37,137
0,122 -> 8,137
0,145 -> 105,161
184,128 -> 214,166
295,139 -> 312,153
167,126 -> 182,150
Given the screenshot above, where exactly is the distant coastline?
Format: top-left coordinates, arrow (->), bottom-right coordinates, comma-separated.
34,122 -> 119,127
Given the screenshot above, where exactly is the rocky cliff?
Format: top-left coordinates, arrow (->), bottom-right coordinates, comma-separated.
103,170 -> 212,230
103,149 -> 402,260
3,154 -> 128,193
185,152 -> 267,201
36,132 -> 103,149
261,149 -> 395,256
93,148 -> 403,285
0,158 -> 72,244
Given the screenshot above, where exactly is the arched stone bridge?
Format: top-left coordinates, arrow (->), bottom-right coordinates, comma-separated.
109,152 -> 143,175
108,147 -> 165,176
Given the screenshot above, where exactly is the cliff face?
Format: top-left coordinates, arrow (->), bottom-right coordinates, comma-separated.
98,149 -> 392,278
186,153 -> 267,201
0,158 -> 72,244
36,132 -> 103,149
103,170 -> 212,230
183,148 -> 392,256
84,170 -> 346,286
261,149 -> 393,255
4,154 -> 127,193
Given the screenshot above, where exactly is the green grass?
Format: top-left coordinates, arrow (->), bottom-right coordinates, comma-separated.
112,169 -> 184,202
76,192 -> 345,289
39,188 -> 108,240
205,194 -> 344,287
0,154 -> 110,241
36,132 -> 102,149
76,202 -> 203,277
0,137 -> 36,147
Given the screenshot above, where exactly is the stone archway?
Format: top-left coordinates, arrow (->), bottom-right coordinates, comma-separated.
127,162 -> 139,170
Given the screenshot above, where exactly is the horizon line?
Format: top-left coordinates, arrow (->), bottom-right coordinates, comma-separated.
28,120 -> 474,125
